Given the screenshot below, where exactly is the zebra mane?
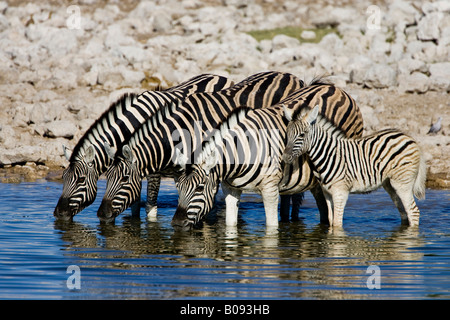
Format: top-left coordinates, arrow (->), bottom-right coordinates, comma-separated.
185,106 -> 251,174
306,75 -> 332,87
311,111 -> 347,140
70,93 -> 138,162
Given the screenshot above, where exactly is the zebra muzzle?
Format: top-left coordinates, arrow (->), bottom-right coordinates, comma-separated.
171,206 -> 193,230
54,198 -> 76,220
97,200 -> 117,223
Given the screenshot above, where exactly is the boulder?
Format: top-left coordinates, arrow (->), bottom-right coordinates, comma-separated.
363,64 -> 397,88
386,0 -> 419,26
429,62 -> 450,91
348,55 -> 374,84
44,120 -> 78,139
271,34 -> 300,50
417,12 -> 442,41
397,72 -> 429,93
0,146 -> 44,165
397,58 -> 428,75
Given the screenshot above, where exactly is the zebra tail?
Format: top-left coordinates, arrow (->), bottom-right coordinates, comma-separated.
414,146 -> 427,200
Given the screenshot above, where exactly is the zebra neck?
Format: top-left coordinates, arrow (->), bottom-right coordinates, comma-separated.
307,124 -> 343,176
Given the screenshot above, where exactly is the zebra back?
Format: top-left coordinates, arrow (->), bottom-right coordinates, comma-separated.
121,71 -> 304,176
282,80 -> 363,138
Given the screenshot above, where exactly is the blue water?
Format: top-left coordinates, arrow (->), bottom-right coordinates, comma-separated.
0,179 -> 449,299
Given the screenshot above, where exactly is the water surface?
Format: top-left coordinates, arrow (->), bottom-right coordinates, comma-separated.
0,179 -> 449,299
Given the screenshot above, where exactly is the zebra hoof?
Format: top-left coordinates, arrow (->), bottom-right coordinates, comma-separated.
146,206 -> 157,220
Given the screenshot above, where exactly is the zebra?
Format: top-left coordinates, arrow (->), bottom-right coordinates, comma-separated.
172,80 -> 364,229
282,105 -> 426,227
97,71 -> 305,223
53,74 -> 232,221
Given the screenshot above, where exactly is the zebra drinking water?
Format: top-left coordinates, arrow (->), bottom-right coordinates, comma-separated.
282,105 -> 427,227
54,74 -> 232,220
172,81 -> 364,229
97,71 -> 304,223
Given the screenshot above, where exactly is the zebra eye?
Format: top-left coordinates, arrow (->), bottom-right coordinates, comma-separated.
77,176 -> 86,184
121,175 -> 130,183
196,184 -> 205,193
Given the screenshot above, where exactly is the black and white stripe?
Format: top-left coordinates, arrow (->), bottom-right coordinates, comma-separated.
97,71 -> 304,223
283,105 -> 426,227
54,74 -> 232,220
172,81 -> 364,228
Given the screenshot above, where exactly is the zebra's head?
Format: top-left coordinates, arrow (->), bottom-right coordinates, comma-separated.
97,144 -> 142,223
172,148 -> 220,230
282,104 -> 319,164
54,144 -> 99,220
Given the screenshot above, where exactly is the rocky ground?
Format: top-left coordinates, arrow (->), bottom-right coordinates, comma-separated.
0,0 -> 449,188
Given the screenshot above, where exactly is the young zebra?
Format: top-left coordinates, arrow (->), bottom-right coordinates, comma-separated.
97,71 -> 304,223
172,82 -> 364,229
53,74 -> 232,221
282,105 -> 427,227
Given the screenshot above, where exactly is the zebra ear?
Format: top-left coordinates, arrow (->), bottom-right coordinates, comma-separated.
282,104 -> 293,122
122,145 -> 135,164
62,145 -> 72,161
306,105 -> 319,125
85,144 -> 95,164
174,148 -> 188,169
103,141 -> 117,160
203,147 -> 219,174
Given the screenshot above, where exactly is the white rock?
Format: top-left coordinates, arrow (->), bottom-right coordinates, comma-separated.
0,146 -> 44,165
104,24 -> 135,48
271,34 -> 300,50
428,62 -> 450,91
45,120 -> 78,139
116,45 -> 148,64
82,37 -> 105,57
398,72 -> 429,93
386,0 -> 419,26
348,55 -> 374,84
417,12 -> 442,41
301,30 -> 316,40
0,125 -> 16,149
429,62 -> 450,79
363,64 -> 397,88
319,33 -> 343,52
153,10 -> 172,32
310,6 -> 358,28
397,58 -> 428,75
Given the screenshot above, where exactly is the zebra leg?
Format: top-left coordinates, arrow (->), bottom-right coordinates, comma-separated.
388,179 -> 420,226
382,180 -> 408,224
261,187 -> 280,228
145,174 -> 161,219
222,183 -> 242,227
311,184 -> 330,224
130,179 -> 142,217
280,195 -> 291,222
291,193 -> 304,221
330,189 -> 349,227
322,190 -> 334,227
